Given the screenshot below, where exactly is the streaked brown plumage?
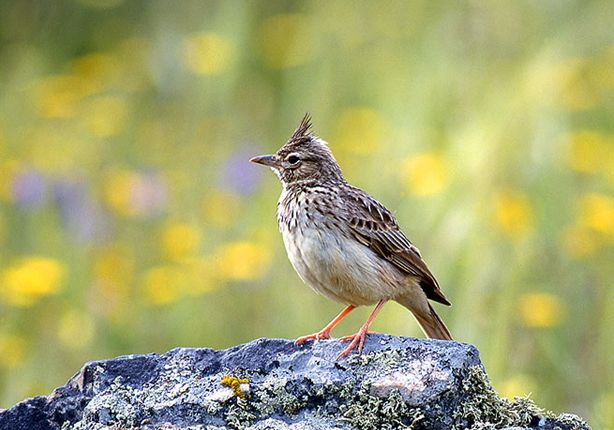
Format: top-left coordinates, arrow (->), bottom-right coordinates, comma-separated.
251,114 -> 452,357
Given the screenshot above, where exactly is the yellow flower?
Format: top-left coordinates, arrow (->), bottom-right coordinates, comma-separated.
216,242 -> 272,281
579,193 -> 614,237
335,108 -> 385,156
71,52 -> 120,92
57,310 -> 95,350
141,266 -> 185,305
160,222 -> 201,261
567,131 -> 608,173
493,191 -> 533,239
104,170 -> 136,216
401,152 -> 449,196
258,14 -> 315,68
81,96 -> 129,138
183,32 -> 232,75
518,293 -> 565,328
0,334 -> 27,368
1,257 -> 65,307
33,74 -> 94,118
103,169 -> 165,217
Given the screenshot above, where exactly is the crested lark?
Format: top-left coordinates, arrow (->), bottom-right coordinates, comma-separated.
251,114 -> 452,357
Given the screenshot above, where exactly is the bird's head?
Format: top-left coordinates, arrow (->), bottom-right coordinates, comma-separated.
250,114 -> 343,187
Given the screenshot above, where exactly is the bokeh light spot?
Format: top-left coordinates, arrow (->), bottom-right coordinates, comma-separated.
567,131 -> 608,174
142,266 -> 184,306
33,75 -> 93,118
103,169 -> 168,218
493,191 -> 533,239
579,193 -> 614,237
183,32 -> 232,75
160,222 -> 201,261
518,293 -> 565,328
71,52 -> 120,92
216,242 -> 272,281
401,152 -> 449,196
497,374 -> 537,400
1,257 -> 65,307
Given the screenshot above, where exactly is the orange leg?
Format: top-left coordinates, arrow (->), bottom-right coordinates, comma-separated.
338,299 -> 387,358
295,304 -> 356,345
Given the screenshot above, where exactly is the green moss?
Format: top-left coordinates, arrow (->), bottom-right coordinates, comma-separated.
250,377 -> 308,416
219,359 -> 425,430
346,348 -> 404,368
451,366 -> 590,430
337,384 -> 424,430
224,397 -> 256,429
554,413 -> 591,429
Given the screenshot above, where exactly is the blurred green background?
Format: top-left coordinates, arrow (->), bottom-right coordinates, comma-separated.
0,0 -> 612,427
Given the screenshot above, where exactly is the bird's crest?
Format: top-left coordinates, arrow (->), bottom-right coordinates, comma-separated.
290,113 -> 313,142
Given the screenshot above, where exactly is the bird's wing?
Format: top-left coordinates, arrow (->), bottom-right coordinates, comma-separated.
342,186 -> 451,305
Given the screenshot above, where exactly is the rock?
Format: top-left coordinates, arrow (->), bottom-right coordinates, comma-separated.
0,335 -> 590,430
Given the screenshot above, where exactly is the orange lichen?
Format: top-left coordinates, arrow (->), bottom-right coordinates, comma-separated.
220,375 -> 249,399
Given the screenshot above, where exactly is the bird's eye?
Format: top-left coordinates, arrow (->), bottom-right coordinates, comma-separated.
287,154 -> 300,165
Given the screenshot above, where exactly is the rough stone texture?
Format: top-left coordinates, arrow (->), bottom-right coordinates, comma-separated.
0,335 -> 590,430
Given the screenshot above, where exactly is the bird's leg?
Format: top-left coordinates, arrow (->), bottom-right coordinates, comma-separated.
338,299 -> 387,358
295,304 -> 356,345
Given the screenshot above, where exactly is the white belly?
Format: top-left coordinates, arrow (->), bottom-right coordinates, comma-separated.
281,223 -> 406,305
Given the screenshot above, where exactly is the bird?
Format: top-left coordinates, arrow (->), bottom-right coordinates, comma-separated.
250,114 -> 452,357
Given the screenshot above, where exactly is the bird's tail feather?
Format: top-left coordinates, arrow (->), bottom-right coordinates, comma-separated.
412,303 -> 453,341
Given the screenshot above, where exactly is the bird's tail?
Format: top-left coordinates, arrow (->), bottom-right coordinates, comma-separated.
397,296 -> 453,341
413,303 -> 453,340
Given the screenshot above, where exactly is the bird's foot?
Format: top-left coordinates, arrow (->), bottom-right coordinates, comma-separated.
337,330 -> 378,342
337,329 -> 376,358
294,330 -> 331,345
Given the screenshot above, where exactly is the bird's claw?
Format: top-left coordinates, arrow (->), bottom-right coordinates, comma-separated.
337,330 -> 374,358
294,330 -> 331,345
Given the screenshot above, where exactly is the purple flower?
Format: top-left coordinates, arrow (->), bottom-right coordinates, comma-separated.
53,179 -> 109,243
12,168 -> 47,209
219,148 -> 265,196
130,171 -> 168,217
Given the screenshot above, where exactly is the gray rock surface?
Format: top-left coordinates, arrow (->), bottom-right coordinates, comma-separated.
0,335 -> 590,430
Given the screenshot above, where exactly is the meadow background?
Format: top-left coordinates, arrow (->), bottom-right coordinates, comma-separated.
0,0 -> 612,427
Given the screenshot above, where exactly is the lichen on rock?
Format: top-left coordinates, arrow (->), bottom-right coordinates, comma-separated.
0,335 -> 590,430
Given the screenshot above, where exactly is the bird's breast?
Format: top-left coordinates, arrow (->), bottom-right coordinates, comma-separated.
277,191 -> 406,305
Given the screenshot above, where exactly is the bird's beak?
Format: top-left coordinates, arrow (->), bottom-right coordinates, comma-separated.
250,154 -> 277,167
